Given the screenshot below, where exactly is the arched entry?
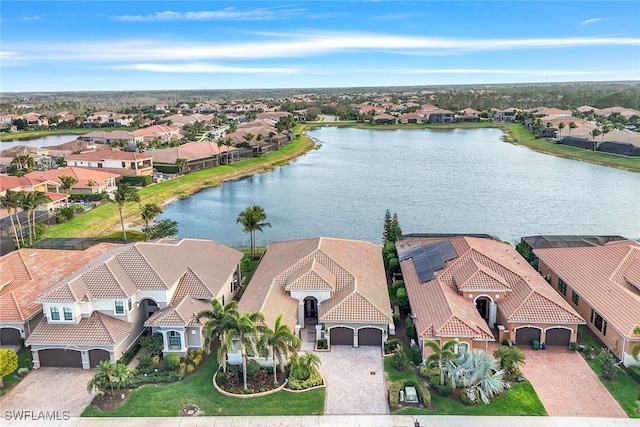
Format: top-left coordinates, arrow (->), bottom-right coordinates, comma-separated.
303,297 -> 318,325
139,298 -> 159,320
475,296 -> 491,321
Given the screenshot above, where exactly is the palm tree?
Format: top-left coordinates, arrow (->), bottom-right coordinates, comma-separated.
140,203 -> 163,240
58,175 -> 78,207
557,122 -> 565,138
236,205 -> 271,260
175,157 -> 188,174
260,313 -> 301,384
112,183 -> 140,243
87,179 -> 97,192
222,312 -> 266,390
632,325 -> 640,361
0,190 -> 22,249
222,137 -> 235,164
493,345 -> 525,377
425,339 -> 457,386
87,361 -> 133,396
111,362 -> 134,391
289,352 -> 321,381
601,123 -> 612,144
589,128 -> 602,151
243,133 -> 255,146
19,192 -> 37,246
195,298 -> 239,358
444,349 -> 506,404
28,192 -> 51,244
568,121 -> 577,137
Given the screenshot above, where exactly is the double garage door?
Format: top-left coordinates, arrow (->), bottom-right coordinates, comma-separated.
37,349 -> 110,368
330,327 -> 382,346
515,327 -> 571,347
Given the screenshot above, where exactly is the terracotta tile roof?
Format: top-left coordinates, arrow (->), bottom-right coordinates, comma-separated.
239,238 -> 392,331
145,295 -> 210,327
25,167 -> 120,188
26,312 -> 134,346
399,236 -> 583,341
150,141 -> 236,164
67,150 -> 152,161
534,241 -> 640,339
0,244 -> 120,322
170,268 -> 215,304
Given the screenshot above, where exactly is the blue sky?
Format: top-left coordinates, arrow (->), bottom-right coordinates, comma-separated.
1,1 -> 639,92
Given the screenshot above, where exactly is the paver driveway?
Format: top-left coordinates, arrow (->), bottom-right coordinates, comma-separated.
518,347 -> 627,417
0,368 -> 96,417
316,346 -> 388,415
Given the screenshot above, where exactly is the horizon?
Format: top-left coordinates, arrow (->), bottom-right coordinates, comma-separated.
1,1 -> 639,92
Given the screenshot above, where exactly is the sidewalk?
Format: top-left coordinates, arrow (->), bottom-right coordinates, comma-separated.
2,415 -> 638,427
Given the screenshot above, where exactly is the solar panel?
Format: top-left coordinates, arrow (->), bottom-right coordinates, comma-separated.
399,240 -> 458,283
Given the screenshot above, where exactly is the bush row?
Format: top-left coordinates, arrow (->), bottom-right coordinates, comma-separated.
287,369 -> 323,390
129,371 -> 182,387
388,378 -> 431,410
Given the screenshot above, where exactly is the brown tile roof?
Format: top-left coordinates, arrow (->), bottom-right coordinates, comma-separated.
150,141 -> 236,164
534,241 -> 640,339
399,236 -> 584,341
26,312 -> 134,346
0,244 -> 121,322
67,150 -> 152,162
39,239 -> 243,303
238,238 -> 392,331
145,295 -> 210,327
25,167 -> 119,188
170,268 -> 215,304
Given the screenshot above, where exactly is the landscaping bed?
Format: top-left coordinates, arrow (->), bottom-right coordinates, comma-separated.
0,349 -> 33,398
214,361 -> 287,394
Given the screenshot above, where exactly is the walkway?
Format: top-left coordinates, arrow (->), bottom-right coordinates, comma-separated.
518,347 -> 627,418
316,346 -> 388,415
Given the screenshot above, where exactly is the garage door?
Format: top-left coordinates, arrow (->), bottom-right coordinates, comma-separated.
515,327 -> 541,345
358,328 -> 382,346
0,328 -> 21,346
330,327 -> 354,346
88,349 -> 111,367
545,328 -> 571,346
38,349 -> 82,368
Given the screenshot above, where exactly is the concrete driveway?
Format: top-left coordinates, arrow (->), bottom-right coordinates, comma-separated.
518,347 -> 627,418
0,368 -> 96,417
316,346 -> 388,415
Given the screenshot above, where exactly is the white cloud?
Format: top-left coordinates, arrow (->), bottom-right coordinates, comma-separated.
113,63 -> 301,74
114,7 -> 305,22
580,18 -> 606,26
380,68 -> 611,76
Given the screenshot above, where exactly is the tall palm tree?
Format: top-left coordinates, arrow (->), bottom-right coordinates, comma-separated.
260,313 -> 301,384
0,190 -> 22,249
589,128 -> 602,151
112,183 -> 140,243
557,122 -> 565,137
222,312 -> 266,390
222,137 -> 235,164
20,192 -> 37,246
58,175 -> 78,207
195,299 -> 239,358
28,191 -> 51,244
632,325 -> 640,361
140,203 -> 163,240
175,158 -> 188,174
425,339 -> 457,386
568,121 -> 577,136
444,349 -> 506,404
236,205 -> 271,260
87,179 -> 97,192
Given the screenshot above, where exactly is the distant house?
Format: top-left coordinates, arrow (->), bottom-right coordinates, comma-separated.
25,239 -> 243,367
457,108 -> 482,122
77,130 -> 143,146
494,109 -> 517,122
23,114 -> 48,128
397,235 -> 584,360
535,240 -> 640,367
426,109 -> 455,124
256,111 -> 292,121
150,141 -> 240,171
0,175 -> 67,211
132,124 -> 181,144
66,150 -> 153,176
399,113 -> 425,124
372,113 -> 397,125
24,167 -> 120,195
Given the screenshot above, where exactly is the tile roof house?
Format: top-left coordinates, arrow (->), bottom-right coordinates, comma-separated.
150,141 -> 240,171
24,167 -> 120,195
397,236 -> 584,360
25,239 -> 243,368
0,175 -> 68,211
535,240 -> 640,367
0,243 -> 120,347
238,238 -> 394,349
66,150 -> 153,176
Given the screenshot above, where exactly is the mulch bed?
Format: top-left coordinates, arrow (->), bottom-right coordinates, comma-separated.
90,389 -> 132,412
217,369 -> 288,394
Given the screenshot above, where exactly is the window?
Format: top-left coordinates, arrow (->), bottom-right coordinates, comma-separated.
221,295 -> 225,306
115,300 -> 125,314
128,299 -> 132,310
63,307 -> 73,321
571,291 -> 579,306
50,307 -> 60,321
591,309 -> 607,336
97,163 -> 103,168
558,278 -> 567,296
121,161 -> 126,168
168,331 -> 181,348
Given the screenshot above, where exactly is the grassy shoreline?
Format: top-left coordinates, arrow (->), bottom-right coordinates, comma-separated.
43,127 -> 317,238
0,128 -> 133,142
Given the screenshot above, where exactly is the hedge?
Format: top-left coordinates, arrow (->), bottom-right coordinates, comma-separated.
287,369 -> 323,390
154,163 -> 179,174
388,378 -> 431,410
628,365 -> 640,383
121,175 -> 153,186
70,193 -> 107,202
129,370 -> 182,387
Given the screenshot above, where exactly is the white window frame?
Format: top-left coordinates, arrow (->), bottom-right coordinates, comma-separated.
115,300 -> 125,314
168,331 -> 181,349
63,307 -> 73,321
50,306 -> 60,321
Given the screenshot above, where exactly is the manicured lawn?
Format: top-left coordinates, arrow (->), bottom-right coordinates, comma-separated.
0,350 -> 33,398
383,355 -> 546,416
81,355 -> 324,417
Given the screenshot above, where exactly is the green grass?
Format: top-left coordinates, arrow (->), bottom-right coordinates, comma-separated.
42,129 -> 316,239
383,352 -> 546,416
81,354 -> 324,417
0,127 -> 132,141
0,350 -> 33,398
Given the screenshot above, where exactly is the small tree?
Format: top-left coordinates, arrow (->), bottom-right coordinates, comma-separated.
425,340 -> 456,386
144,219 -> 178,239
597,348 -> 617,380
493,346 -> 525,379
0,348 -> 19,388
112,183 -> 140,243
140,203 -> 163,240
59,175 -> 78,207
175,158 -> 188,174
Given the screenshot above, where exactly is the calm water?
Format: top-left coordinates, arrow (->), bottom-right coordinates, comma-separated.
0,134 -> 80,149
159,127 -> 640,247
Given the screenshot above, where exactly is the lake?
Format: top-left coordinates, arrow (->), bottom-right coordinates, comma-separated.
159,127 -> 640,247
0,134 -> 80,150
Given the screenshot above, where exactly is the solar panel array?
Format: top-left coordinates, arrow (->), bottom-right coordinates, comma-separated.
398,240 -> 458,283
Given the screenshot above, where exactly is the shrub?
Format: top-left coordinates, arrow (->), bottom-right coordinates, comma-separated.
460,387 -> 479,405
140,334 -> 163,356
388,286 -> 398,304
164,353 -> 180,370
393,280 -> 405,289
120,341 -> 142,365
569,342 -> 579,351
179,362 -> 187,377
388,381 -> 404,409
253,369 -> 270,387
224,372 -> 241,387
388,379 -> 431,410
316,338 -> 328,349
186,364 -> 195,373
17,367 -> 30,377
129,371 -> 182,387
384,339 -> 399,354
392,349 -> 407,371
584,345 -> 595,360
393,312 -> 400,326
409,345 -> 422,365
287,369 -> 323,390
419,364 -> 431,378
55,207 -> 76,223
192,355 -> 202,366
434,383 -> 454,396
0,349 -> 18,382
627,366 -> 640,383
597,348 -> 617,380
396,288 -> 409,313
405,316 -> 416,341
138,354 -> 154,368
246,359 -> 261,378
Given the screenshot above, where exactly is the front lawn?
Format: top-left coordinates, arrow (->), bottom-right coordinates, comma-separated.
383,355 -> 546,416
0,350 -> 33,398
82,354 -> 324,417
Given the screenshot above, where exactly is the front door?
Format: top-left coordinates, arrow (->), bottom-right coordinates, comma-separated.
304,298 -> 317,317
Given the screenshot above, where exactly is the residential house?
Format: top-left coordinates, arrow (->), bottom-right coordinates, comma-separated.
457,108 -> 482,122
26,239 -> 243,368
23,114 -> 48,128
132,124 -> 181,144
238,238 -> 394,351
534,240 -> 640,367
426,109 -> 455,124
372,113 -> 397,125
77,130 -> 143,146
397,235 -> 584,360
494,109 -> 517,122
0,175 -> 67,211
256,111 -> 291,121
399,113 -> 425,124
0,243 -> 120,347
24,167 -> 120,195
150,141 -> 240,171
66,150 -> 153,176
0,114 -> 19,124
